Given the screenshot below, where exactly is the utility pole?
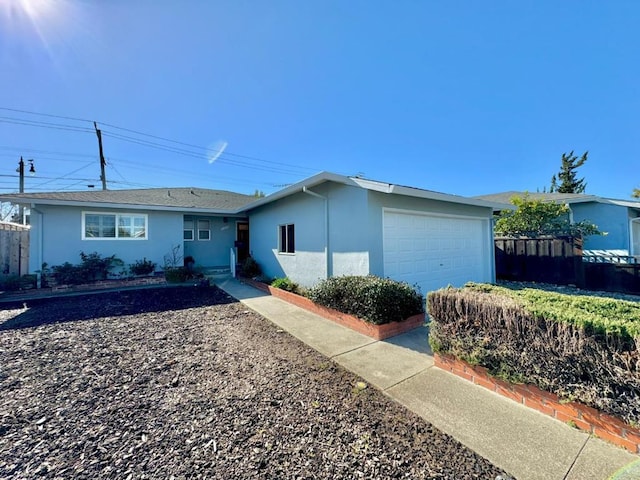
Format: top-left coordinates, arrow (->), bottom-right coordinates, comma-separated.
16,157 -> 35,224
18,156 -> 24,195
94,122 -> 107,190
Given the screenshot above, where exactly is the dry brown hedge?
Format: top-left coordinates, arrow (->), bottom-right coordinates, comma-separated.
427,288 -> 640,424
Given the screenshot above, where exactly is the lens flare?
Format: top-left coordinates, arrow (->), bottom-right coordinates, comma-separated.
1,0 -> 72,51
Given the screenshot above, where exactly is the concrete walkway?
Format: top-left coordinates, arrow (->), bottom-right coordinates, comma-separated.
218,277 -> 638,480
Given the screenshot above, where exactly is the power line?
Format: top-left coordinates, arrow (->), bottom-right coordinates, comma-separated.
0,107 -> 93,124
0,106 -> 344,191
0,107 -> 318,173
0,116 -> 94,134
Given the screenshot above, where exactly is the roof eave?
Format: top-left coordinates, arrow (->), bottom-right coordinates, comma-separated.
388,185 -> 510,210
4,197 -> 246,215
242,171 -> 352,210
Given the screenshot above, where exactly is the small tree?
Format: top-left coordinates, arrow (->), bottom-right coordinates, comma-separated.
495,194 -> 602,237
550,151 -> 588,193
632,188 -> 639,199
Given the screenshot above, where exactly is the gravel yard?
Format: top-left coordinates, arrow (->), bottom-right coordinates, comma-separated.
0,286 -> 508,479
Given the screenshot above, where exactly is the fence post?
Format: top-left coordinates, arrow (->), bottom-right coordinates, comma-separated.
573,237 -> 585,288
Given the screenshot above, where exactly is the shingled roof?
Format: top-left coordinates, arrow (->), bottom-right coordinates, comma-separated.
0,188 -> 256,212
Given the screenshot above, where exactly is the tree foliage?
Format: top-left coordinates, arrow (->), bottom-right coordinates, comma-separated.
550,151 -> 588,193
633,188 -> 640,199
494,194 -> 602,237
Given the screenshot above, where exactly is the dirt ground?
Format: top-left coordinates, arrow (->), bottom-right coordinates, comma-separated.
0,286 -> 509,479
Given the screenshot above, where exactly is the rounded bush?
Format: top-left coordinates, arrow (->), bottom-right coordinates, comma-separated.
308,275 -> 424,325
270,277 -> 300,293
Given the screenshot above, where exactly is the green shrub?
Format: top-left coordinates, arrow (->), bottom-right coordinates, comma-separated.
270,277 -> 300,293
129,258 -> 157,276
51,262 -> 81,285
164,265 -> 205,283
241,257 -> 261,278
50,252 -> 124,285
79,252 -> 124,281
308,275 -> 424,325
164,267 -> 189,283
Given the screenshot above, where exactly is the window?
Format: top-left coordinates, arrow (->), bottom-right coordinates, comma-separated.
83,212 -> 147,239
184,219 -> 194,241
278,223 -> 295,253
197,220 -> 211,241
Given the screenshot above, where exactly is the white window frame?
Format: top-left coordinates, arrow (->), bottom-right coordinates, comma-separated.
197,219 -> 211,241
82,212 -> 148,240
278,223 -> 295,254
183,219 -> 195,241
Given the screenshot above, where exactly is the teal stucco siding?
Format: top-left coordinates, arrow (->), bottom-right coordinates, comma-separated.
571,202 -> 633,252
248,183 -> 371,287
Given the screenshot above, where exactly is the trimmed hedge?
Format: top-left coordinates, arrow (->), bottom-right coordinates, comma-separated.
427,284 -> 640,424
308,275 -> 424,325
464,283 -> 640,341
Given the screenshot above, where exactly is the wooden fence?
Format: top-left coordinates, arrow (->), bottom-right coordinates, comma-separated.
495,236 -> 640,295
0,222 -> 29,277
495,236 -> 583,285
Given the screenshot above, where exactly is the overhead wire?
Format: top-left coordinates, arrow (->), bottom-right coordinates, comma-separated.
0,106 -> 318,174
0,106 -> 337,190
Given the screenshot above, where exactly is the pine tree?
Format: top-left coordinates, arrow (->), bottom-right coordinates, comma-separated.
550,151 -> 588,194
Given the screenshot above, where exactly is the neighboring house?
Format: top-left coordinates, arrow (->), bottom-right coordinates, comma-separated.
0,172 -> 503,294
475,191 -> 640,257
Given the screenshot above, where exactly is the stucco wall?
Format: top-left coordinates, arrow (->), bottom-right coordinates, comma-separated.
248,183 -> 373,287
248,181 -> 495,288
248,190 -> 329,287
29,205 -> 183,274
183,215 -> 246,267
571,202 -> 631,251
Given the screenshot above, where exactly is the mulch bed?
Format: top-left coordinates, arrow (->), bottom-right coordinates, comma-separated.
0,286 -> 509,479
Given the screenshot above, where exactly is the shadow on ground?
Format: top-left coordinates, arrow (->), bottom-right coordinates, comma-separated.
384,325 -> 433,355
0,285 -> 236,331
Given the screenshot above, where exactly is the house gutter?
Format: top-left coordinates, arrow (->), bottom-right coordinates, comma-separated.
302,186 -> 331,278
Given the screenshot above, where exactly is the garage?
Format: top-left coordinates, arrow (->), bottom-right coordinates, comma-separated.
383,209 -> 492,295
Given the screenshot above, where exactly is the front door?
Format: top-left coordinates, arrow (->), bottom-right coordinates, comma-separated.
236,222 -> 250,262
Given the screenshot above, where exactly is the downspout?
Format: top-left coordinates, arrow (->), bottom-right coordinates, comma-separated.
302,187 -> 331,278
30,206 -> 43,283
631,218 -> 640,257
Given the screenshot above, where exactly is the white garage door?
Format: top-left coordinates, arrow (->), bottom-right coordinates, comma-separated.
383,210 -> 492,295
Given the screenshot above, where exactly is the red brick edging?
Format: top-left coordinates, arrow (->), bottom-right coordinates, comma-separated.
434,353 -> 640,453
242,278 -> 425,340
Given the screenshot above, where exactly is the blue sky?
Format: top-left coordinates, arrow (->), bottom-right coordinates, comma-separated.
0,0 -> 638,198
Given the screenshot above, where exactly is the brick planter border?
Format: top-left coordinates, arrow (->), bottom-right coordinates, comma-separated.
434,352 -> 640,453
242,278 -> 425,340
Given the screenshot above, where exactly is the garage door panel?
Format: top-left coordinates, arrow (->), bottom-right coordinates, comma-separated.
383,210 -> 491,294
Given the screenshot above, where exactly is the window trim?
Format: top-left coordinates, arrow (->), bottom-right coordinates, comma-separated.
197,219 -> 211,241
82,211 -> 148,240
183,219 -> 194,242
278,223 -> 295,254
